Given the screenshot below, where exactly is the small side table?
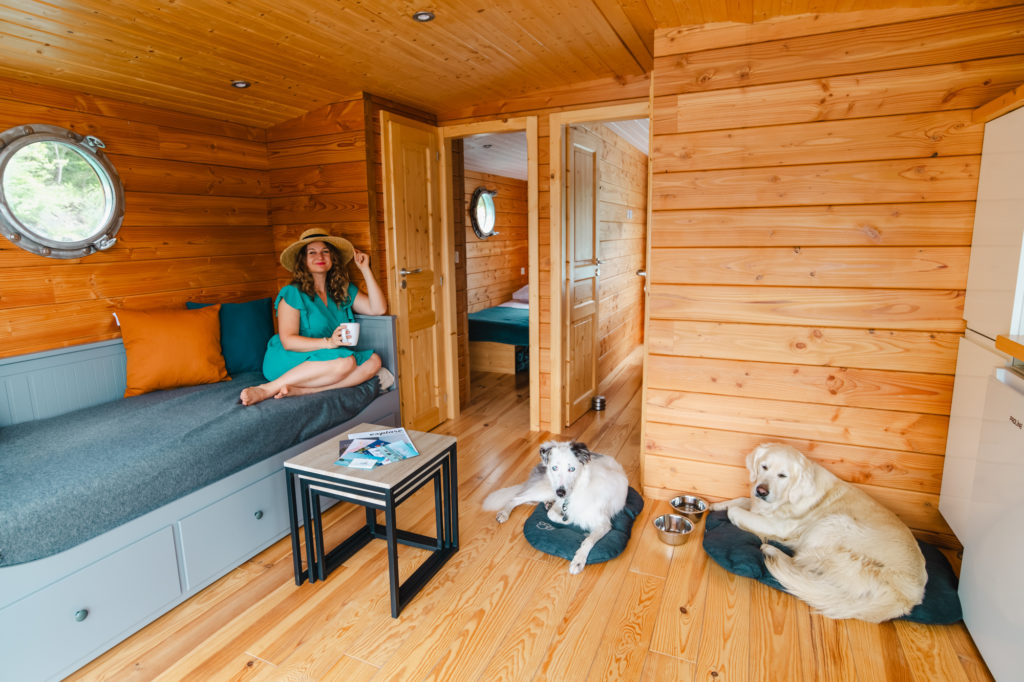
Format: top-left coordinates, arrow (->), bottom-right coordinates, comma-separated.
283,423 -> 458,617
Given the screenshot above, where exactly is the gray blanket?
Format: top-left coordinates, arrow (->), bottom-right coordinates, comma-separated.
0,372 -> 378,567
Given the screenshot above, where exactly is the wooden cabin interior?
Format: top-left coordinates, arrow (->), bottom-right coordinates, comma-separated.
2,0 -> 1023,679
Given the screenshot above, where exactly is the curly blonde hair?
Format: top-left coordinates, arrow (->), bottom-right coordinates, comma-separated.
291,242 -> 351,305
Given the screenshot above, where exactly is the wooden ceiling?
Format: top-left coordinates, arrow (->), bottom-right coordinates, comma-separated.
0,0 -> 986,127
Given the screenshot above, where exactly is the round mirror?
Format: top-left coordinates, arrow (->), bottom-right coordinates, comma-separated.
469,186 -> 497,239
0,124 -> 124,259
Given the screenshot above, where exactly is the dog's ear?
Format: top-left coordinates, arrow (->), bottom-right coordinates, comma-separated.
746,444 -> 768,482
570,441 -> 592,464
786,462 -> 820,507
539,441 -> 555,465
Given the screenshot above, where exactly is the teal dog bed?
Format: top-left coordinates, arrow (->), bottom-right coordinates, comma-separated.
702,510 -> 962,624
523,487 -> 645,564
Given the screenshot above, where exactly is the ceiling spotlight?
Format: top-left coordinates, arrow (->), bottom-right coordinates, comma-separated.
482,144 -> 493,149
230,80 -> 252,89
412,10 -> 435,22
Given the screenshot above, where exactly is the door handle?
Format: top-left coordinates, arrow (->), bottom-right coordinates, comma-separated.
400,267 -> 422,277
636,269 -> 647,277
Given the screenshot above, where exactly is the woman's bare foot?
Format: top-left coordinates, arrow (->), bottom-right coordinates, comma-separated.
240,385 -> 273,406
276,385 -> 314,398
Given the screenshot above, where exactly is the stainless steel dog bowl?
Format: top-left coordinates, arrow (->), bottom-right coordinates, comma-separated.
653,514 -> 694,546
670,494 -> 708,522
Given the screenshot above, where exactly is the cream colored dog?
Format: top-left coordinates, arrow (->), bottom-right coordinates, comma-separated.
711,443 -> 927,622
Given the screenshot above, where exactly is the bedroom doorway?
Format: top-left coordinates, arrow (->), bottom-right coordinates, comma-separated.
439,118 -> 540,430
549,104 -> 650,430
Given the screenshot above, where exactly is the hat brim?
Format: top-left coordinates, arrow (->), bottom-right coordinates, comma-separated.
280,235 -> 355,272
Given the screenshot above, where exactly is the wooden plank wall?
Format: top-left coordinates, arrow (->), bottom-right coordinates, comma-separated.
574,122 -> 648,381
452,140 -> 471,407
0,76 -> 276,360
266,96 -> 380,299
439,74 -> 651,430
645,4 -> 1024,546
463,170 -> 529,313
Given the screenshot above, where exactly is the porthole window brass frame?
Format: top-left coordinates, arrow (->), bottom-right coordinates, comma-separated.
469,186 -> 498,239
0,123 -> 125,259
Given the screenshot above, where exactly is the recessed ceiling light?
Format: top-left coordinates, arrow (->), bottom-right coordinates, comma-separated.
412,10 -> 435,22
482,144 -> 493,149
230,80 -> 251,89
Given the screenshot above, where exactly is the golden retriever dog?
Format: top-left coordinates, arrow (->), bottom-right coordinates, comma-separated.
711,443 -> 927,622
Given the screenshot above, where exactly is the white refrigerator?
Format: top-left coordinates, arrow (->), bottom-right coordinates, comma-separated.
940,104 -> 1024,682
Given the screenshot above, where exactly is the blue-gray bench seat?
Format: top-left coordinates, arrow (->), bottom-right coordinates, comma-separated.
0,314 -> 401,681
0,371 -> 378,567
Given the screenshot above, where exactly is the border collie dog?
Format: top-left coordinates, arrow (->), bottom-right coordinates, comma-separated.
483,440 -> 628,574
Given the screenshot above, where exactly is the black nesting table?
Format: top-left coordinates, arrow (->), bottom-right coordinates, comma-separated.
283,422 -> 458,617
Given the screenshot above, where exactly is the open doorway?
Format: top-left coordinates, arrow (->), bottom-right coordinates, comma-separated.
550,104 -> 650,430
459,132 -> 531,403
440,118 -> 539,430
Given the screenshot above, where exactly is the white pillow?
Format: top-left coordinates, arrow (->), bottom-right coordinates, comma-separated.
512,284 -> 529,302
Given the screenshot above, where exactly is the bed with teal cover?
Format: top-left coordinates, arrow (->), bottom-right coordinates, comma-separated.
468,305 -> 529,346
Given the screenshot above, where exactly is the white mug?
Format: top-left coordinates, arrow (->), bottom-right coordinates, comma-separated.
336,322 -> 360,346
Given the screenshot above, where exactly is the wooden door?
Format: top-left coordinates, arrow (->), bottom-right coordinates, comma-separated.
382,113 -> 447,431
564,125 -> 601,426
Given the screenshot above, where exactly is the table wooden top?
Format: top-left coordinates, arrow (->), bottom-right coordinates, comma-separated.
283,423 -> 456,489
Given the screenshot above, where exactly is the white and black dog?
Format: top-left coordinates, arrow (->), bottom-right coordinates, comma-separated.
483,440 -> 628,574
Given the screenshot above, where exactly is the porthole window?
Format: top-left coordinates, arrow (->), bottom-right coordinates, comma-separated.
0,124 -> 124,259
469,186 -> 498,239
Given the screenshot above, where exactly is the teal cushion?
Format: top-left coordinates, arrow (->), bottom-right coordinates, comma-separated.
702,510 -> 962,624
522,487 -> 644,564
186,298 -> 273,375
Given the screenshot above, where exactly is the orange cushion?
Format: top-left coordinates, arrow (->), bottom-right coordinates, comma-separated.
119,305 -> 230,397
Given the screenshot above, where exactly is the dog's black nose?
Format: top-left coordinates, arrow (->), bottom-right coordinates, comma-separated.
556,487 -> 566,498
755,484 -> 769,498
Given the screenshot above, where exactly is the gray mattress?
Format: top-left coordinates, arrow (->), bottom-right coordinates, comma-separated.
0,371 -> 379,567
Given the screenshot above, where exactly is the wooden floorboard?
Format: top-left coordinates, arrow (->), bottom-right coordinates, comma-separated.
68,347 -> 993,682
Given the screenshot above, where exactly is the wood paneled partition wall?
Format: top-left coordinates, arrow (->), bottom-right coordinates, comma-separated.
0,76 -> 275,360
266,95 -> 378,296
645,4 -> 1024,546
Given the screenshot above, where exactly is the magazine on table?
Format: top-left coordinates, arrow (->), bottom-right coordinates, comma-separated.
335,427 -> 420,469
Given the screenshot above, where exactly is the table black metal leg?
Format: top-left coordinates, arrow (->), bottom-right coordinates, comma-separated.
311,489 -> 328,582
432,472 -> 444,550
449,445 -> 460,549
300,478 -> 318,583
286,469 -> 304,585
384,497 -> 400,618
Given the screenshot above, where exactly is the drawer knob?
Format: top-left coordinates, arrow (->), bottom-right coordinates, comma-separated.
254,510 -> 264,520
74,608 -> 89,622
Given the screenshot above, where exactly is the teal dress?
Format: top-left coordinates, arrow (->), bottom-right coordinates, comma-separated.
262,283 -> 374,381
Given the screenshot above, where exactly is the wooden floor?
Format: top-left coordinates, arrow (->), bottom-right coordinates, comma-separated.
69,349 -> 993,681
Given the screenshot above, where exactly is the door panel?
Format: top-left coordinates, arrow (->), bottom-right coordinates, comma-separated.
564,126 -> 601,426
383,113 -> 447,431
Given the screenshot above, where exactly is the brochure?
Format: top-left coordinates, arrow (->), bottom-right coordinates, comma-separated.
336,427 -> 420,469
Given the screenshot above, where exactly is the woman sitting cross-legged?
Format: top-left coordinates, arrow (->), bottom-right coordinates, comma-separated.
240,228 -> 393,406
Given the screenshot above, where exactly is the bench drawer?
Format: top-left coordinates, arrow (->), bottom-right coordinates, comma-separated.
178,470 -> 289,590
0,526 -> 181,682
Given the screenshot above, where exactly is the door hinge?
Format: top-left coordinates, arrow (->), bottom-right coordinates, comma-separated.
440,275 -> 444,286
436,151 -> 440,161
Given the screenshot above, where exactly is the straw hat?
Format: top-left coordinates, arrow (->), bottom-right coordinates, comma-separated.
279,228 -> 355,272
